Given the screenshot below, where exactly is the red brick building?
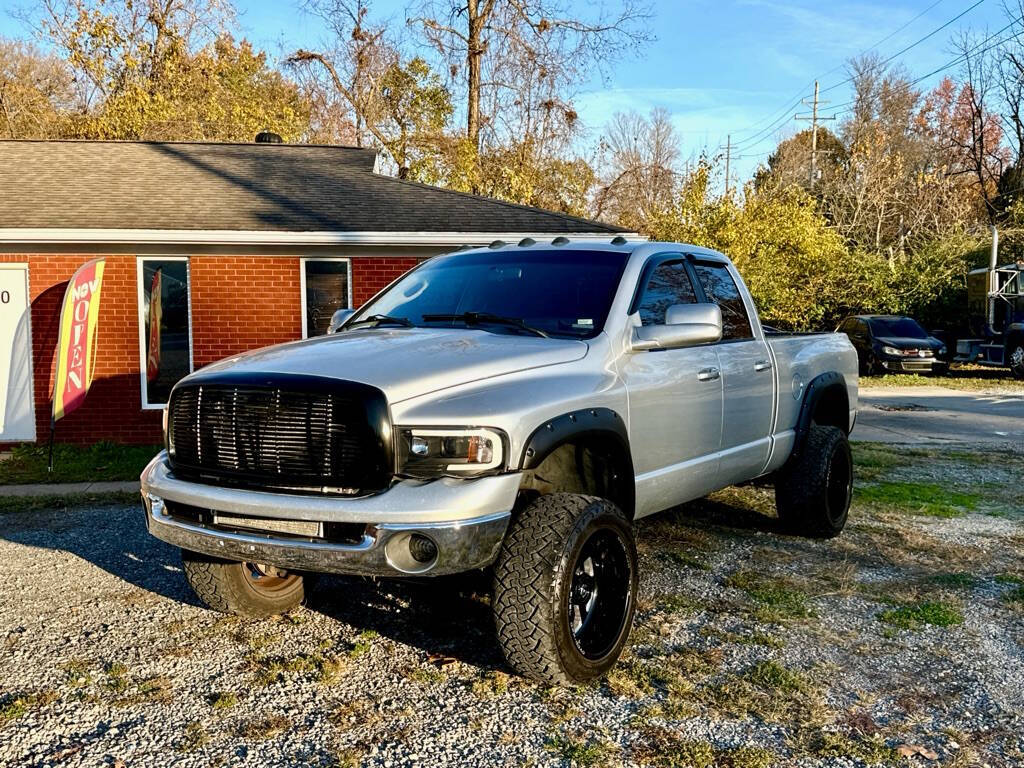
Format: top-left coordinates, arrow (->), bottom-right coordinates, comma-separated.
0,139 -> 623,445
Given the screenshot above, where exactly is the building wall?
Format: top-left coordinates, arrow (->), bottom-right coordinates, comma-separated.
1,253 -> 419,445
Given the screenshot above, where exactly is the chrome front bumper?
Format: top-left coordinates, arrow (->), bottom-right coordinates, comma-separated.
140,452 -> 518,577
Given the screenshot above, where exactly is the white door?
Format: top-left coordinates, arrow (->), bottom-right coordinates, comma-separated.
621,258 -> 723,517
0,264 -> 35,441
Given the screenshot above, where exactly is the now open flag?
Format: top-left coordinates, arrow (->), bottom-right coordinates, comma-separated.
51,258 -> 106,422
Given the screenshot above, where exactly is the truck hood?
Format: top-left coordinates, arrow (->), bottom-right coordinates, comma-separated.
191,327 -> 589,403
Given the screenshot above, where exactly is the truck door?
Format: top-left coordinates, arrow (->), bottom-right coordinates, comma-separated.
620,258 -> 723,517
690,260 -> 774,486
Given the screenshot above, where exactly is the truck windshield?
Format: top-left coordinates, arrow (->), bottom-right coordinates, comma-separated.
870,317 -> 928,339
348,249 -> 629,339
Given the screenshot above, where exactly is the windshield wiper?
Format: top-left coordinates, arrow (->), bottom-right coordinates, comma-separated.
341,314 -> 414,330
422,311 -> 549,338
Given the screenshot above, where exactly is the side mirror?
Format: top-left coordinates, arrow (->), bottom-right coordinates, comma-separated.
631,304 -> 723,351
326,308 -> 355,334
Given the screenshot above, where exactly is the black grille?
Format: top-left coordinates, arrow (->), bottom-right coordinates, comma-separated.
167,374 -> 392,494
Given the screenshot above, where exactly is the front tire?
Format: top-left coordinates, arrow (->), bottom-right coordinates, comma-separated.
775,425 -> 852,538
181,549 -> 308,617
1009,341 -> 1024,380
492,494 -> 638,686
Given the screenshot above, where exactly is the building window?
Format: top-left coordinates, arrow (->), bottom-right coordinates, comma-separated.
302,258 -> 351,337
137,257 -> 192,408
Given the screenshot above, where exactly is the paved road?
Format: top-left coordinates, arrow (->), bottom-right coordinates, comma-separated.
853,386 -> 1024,447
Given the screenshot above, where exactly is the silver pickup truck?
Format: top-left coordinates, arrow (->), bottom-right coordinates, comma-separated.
141,240 -> 858,685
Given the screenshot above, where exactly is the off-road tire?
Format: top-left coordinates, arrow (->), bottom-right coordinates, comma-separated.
775,425 -> 852,538
492,493 -> 638,686
181,549 -> 308,617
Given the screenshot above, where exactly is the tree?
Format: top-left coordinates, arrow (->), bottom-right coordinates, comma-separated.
0,38 -> 73,138
28,0 -> 235,110
593,108 -> 679,230
288,0 -> 452,177
406,0 -> 651,153
754,127 -> 846,195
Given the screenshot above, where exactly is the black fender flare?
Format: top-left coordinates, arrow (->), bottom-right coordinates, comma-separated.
519,408 -> 635,515
792,372 -> 850,459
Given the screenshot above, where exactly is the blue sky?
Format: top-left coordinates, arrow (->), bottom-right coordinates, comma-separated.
2,0 -> 1007,181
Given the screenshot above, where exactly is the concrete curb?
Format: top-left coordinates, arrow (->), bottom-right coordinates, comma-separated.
0,481 -> 139,497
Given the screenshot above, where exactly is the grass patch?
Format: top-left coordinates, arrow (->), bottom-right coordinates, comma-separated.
104,662 -> 130,693
237,713 -> 291,740
861,366 -> 1023,392
208,691 -> 238,710
656,549 -> 711,571
635,728 -> 780,768
176,721 -> 209,752
931,572 -> 981,589
251,652 -> 345,686
0,441 -> 159,485
726,571 -> 815,622
877,600 -> 964,630
406,665 -> 446,685
471,670 -> 512,698
0,491 -> 139,513
348,629 -> 378,657
856,482 -> 978,518
0,690 -> 57,725
545,732 -> 619,766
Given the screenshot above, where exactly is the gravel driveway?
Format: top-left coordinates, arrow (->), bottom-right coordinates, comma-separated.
1,444 -> 1022,768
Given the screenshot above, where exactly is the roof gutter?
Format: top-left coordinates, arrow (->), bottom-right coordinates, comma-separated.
0,228 -> 641,247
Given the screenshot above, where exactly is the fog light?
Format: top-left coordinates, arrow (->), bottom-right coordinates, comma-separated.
409,533 -> 438,564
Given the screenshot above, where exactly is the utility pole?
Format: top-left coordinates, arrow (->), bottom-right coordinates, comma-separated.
724,134 -> 731,196
795,81 -> 835,190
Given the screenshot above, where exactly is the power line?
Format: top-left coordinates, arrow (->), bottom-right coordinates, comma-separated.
730,0 -> 948,143
818,0 -> 987,96
829,18 -> 1022,114
732,0 -> 987,151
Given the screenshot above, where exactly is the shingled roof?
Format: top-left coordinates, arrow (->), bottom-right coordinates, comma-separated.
0,140 -> 623,238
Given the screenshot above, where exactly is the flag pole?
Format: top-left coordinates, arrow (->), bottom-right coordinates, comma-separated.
47,417 -> 55,474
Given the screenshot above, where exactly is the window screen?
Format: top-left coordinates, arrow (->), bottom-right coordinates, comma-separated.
692,262 -> 753,341
140,258 -> 191,406
636,261 -> 698,326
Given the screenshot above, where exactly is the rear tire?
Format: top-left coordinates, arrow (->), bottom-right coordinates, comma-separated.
492,494 -> 637,686
775,425 -> 852,539
181,549 -> 308,617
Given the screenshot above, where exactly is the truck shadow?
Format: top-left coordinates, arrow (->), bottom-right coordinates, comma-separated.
308,570 -> 508,671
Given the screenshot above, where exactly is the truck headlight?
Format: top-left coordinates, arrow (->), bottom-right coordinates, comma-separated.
396,427 -> 506,478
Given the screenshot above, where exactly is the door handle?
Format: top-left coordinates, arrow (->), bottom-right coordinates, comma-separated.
697,367 -> 720,382
754,360 -> 772,372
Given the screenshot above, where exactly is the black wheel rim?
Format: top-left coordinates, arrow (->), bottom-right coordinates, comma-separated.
566,529 -> 632,660
825,446 -> 852,524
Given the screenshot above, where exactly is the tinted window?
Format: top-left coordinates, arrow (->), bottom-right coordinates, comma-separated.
351,249 -> 628,339
141,259 -> 191,406
869,317 -> 927,339
692,262 -> 753,341
636,261 -> 697,326
304,259 -> 350,337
